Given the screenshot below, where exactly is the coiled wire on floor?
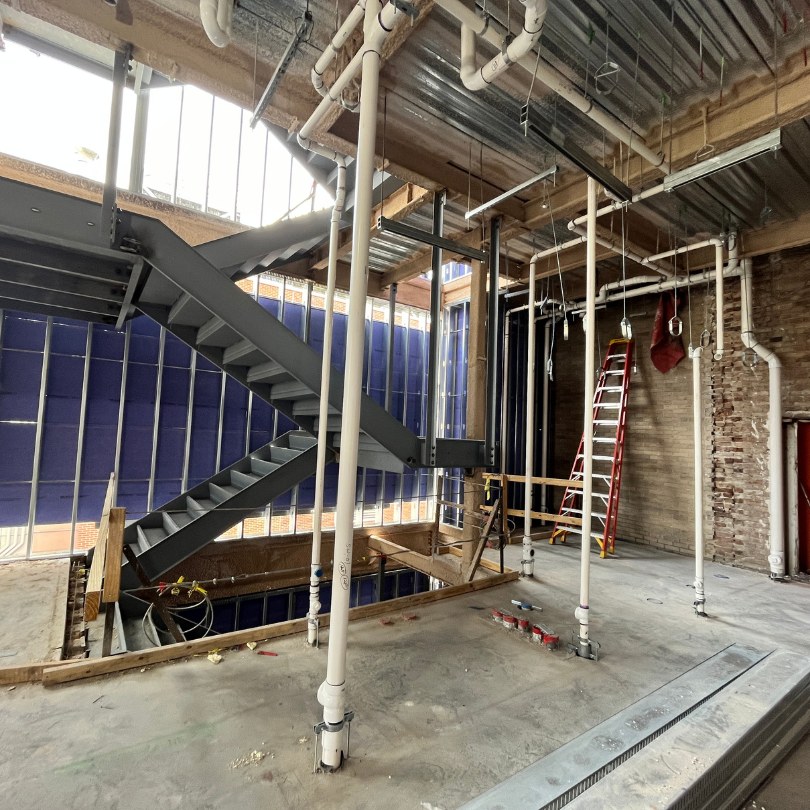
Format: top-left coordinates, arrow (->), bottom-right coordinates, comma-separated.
142,578 -> 215,647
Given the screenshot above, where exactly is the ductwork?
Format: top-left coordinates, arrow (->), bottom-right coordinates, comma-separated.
740,259 -> 785,579
200,0 -> 233,48
460,0 -> 547,91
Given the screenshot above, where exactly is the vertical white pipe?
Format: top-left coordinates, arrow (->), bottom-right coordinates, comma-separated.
691,346 -> 706,615
740,259 -> 785,578
308,161 -> 346,647
316,0 -> 382,770
540,319 -> 551,514
522,259 -> 537,576
714,242 -> 725,360
576,177 -> 597,657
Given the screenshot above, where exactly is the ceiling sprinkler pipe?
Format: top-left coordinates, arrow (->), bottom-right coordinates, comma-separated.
460,0 -> 547,91
312,0 -> 366,110
200,0 -> 232,47
568,222 -> 671,278
435,0 -> 668,172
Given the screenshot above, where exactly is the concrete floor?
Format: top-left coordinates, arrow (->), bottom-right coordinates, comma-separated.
0,558 -> 69,664
3,540 -> 810,809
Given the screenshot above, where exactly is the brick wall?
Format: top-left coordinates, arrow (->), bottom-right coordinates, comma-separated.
550,246 -> 810,570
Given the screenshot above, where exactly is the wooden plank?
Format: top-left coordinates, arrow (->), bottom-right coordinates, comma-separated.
465,497 -> 499,582
445,546 -> 505,574
84,473 -> 115,622
102,507 -> 125,603
368,535 -> 463,586
0,661 -> 65,686
42,571 -> 518,686
481,504 -> 583,526
483,472 -> 584,489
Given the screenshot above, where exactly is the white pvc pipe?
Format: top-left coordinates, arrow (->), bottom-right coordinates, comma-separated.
716,233 -> 738,360
740,259 -> 786,579
691,345 -> 706,615
200,0 -> 232,47
308,159 -> 347,647
643,237 -> 722,264
460,0 -> 547,91
568,222 -> 672,278
522,257 -> 538,576
575,177 -> 598,658
312,1 -> 366,90
299,2 -> 399,145
569,184 -> 666,228
317,0 -> 386,771
435,0 -> 668,172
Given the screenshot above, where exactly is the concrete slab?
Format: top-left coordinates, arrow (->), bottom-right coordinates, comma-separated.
3,542 -> 810,809
0,559 -> 69,664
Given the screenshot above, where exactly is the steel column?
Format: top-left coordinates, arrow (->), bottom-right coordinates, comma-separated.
486,217 -> 501,463
26,318 -> 52,557
147,328 -> 166,512
112,322 -> 132,504
70,323 -> 93,552
102,46 -> 131,246
425,192 -> 445,465
385,283 -> 398,413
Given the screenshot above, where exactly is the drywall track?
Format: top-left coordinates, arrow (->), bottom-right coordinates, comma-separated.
461,644 -> 769,810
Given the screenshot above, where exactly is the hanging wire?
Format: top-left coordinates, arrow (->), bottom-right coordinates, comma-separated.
545,183 -> 568,317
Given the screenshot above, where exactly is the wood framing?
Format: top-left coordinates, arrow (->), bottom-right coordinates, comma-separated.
83,473 -> 116,622
40,570 -> 518,686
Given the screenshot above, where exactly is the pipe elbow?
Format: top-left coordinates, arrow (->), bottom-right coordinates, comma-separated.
200,0 -> 232,47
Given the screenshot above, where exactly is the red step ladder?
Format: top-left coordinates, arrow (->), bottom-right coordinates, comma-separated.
551,338 -> 633,558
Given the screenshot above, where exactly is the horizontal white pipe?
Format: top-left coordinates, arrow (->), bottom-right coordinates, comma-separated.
644,237 -> 722,264
435,0 -> 668,172
569,184 -> 665,228
460,0 -> 547,91
200,0 -> 232,47
568,222 -> 671,278
740,259 -> 785,579
299,2 -> 400,144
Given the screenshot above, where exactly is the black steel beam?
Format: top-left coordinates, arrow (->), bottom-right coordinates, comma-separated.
102,46 -> 131,246
521,104 -> 633,202
377,216 -> 488,261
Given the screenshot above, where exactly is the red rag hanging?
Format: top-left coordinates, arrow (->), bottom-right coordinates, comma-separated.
650,292 -> 686,373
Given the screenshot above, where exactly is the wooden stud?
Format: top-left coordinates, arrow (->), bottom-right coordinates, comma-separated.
41,571 -> 518,686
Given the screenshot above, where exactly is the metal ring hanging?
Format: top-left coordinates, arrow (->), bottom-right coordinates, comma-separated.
700,328 -> 711,348
668,310 -> 682,335
741,348 -> 758,368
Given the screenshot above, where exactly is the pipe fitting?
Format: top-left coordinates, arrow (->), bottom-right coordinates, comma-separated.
200,0 -> 232,47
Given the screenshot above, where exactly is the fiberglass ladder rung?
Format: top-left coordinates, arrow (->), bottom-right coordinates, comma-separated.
551,338 -> 633,558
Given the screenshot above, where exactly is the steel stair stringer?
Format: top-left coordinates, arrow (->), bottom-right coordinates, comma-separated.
121,210 -> 486,470
119,431 -> 326,590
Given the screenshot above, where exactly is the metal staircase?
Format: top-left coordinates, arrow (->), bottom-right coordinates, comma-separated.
551,339 -> 633,557
0,179 -> 488,589
120,431 -> 325,589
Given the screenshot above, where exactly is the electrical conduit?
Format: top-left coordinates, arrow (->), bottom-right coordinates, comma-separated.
307,154 -> 347,647
740,259 -> 785,579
